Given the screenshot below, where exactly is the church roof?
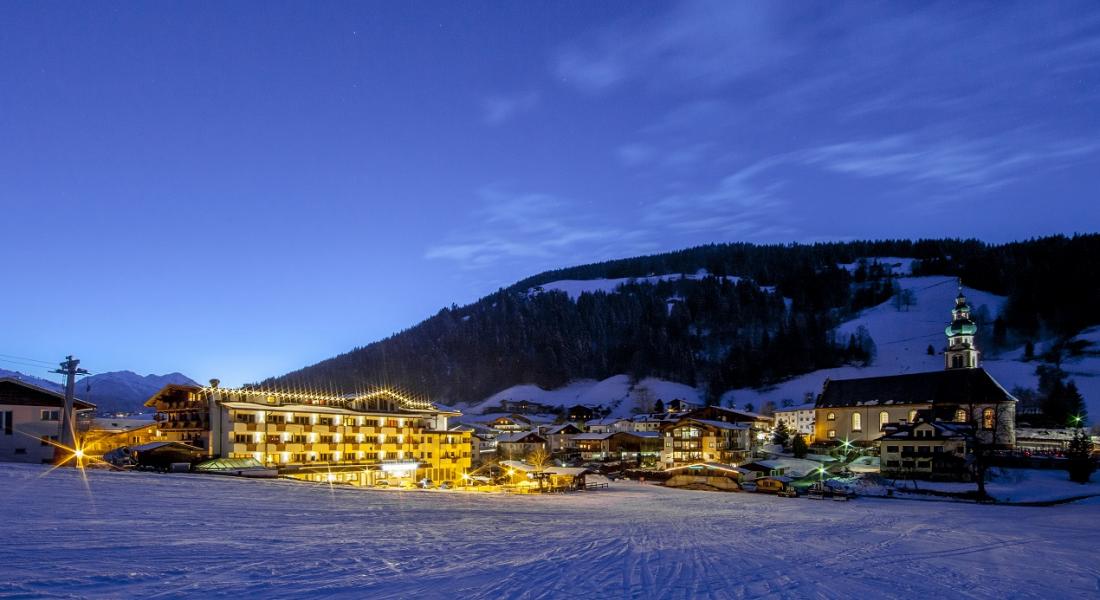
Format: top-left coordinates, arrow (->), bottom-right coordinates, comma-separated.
816,368 -> 1015,409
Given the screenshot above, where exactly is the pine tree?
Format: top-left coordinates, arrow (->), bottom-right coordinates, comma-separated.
926,344 -> 935,356
1066,429 -> 1095,484
791,433 -> 808,458
772,421 -> 790,447
654,399 -> 665,413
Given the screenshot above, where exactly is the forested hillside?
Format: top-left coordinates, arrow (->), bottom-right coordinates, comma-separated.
261,235 -> 1100,405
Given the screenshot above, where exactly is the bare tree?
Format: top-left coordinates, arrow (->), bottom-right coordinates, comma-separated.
526,448 -> 551,471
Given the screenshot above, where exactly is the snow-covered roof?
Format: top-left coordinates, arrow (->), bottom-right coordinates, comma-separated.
495,431 -> 543,444
543,466 -> 589,476
87,417 -> 156,432
543,423 -> 581,435
499,460 -> 539,472
571,432 -> 616,440
0,376 -> 96,410
773,403 -> 816,414
664,462 -> 748,475
691,419 -> 749,431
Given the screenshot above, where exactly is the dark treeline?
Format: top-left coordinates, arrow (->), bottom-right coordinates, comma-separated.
261,235 -> 1099,405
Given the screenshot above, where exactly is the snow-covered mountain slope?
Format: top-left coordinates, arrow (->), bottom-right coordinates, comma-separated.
0,368 -> 197,414
0,369 -> 64,392
528,269 -> 740,300
474,272 -> 1100,424
79,371 -> 197,414
727,276 -> 1100,422
466,374 -> 701,419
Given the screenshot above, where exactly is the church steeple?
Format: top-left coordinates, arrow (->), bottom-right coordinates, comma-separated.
944,279 -> 980,370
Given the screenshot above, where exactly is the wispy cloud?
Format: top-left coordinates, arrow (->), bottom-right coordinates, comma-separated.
481,92 -> 540,126
425,186 -> 655,269
642,157 -> 795,237
801,134 -> 1100,191
554,2 -> 788,93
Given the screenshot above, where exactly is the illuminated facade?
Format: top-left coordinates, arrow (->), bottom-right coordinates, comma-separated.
0,377 -> 95,464
145,383 -> 471,486
813,288 -> 1015,448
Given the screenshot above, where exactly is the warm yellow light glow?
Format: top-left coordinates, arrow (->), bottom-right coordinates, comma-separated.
73,449 -> 85,459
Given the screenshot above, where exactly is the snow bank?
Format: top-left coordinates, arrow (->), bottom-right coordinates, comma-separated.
2,463 -> 1099,598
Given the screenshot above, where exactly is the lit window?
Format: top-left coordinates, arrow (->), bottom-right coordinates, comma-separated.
827,412 -> 836,421
827,429 -> 836,439
955,409 -> 967,423
879,411 -> 889,429
982,408 -> 995,430
908,409 -> 917,423
852,413 -> 862,432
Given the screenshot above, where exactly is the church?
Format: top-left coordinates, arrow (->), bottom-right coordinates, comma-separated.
813,285 -> 1017,449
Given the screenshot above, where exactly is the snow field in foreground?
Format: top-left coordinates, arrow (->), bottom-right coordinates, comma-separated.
2,465 -> 1099,599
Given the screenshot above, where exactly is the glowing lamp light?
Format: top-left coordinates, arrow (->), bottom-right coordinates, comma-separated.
73,449 -> 85,459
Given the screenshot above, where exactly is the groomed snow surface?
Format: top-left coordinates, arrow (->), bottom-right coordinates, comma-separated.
2,464 -> 1099,599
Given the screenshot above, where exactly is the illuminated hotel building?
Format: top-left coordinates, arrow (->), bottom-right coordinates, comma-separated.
145,382 -> 471,486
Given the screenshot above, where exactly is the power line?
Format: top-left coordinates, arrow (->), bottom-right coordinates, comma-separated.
0,352 -> 56,366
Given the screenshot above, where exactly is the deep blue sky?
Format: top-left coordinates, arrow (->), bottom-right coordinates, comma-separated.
2,1 -> 1098,386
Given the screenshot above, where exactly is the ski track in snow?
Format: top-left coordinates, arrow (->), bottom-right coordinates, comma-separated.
1,464 -> 1098,599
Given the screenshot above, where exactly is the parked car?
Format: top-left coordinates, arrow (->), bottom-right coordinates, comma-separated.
438,480 -> 453,490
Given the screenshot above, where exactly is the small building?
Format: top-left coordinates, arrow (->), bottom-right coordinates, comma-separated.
126,440 -> 207,470
572,431 -> 661,463
79,417 -> 163,458
659,417 -> 753,468
567,405 -> 595,422
1015,428 -> 1080,453
487,414 -> 533,432
543,466 -> 589,490
0,377 -> 95,464
541,423 -> 582,452
880,421 -> 971,480
586,417 -> 634,434
773,403 -> 815,439
666,399 -> 701,414
496,430 -> 547,460
663,462 -> 745,491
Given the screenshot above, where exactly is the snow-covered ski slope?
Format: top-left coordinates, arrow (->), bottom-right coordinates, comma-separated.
480,267 -> 1100,421
2,464 -> 1097,599
468,374 -> 700,417
728,276 -> 1100,420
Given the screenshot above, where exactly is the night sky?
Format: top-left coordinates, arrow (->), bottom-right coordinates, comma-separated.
2,1 -> 1098,386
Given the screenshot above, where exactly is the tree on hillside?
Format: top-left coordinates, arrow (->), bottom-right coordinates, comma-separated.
791,434 -> 808,458
773,421 -> 790,447
1066,429 -> 1095,484
654,399 -> 665,413
927,344 -> 935,356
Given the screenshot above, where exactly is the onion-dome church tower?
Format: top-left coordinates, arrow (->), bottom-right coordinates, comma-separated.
944,281 -> 980,370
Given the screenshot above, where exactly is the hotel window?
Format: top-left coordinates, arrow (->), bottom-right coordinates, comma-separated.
234,434 -> 250,443
3,411 -> 11,435
826,412 -> 836,421
827,429 -> 836,439
293,416 -> 310,425
852,413 -> 862,432
908,409 -> 918,423
982,408 -> 995,430
40,409 -> 60,421
268,414 -> 286,424
317,417 -> 334,426
954,409 -> 967,423
879,411 -> 889,429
